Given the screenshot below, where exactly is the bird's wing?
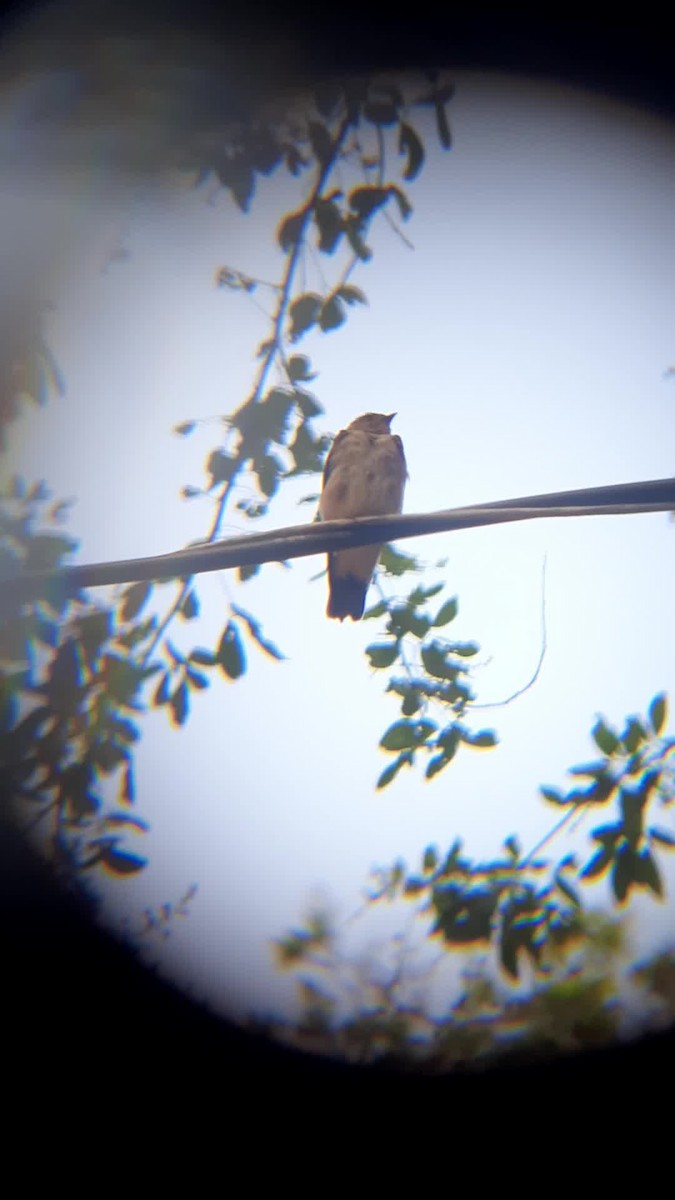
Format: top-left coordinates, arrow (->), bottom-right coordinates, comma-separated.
320,429 -> 349,490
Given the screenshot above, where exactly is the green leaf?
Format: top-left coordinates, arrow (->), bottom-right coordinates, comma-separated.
376,755 -> 409,790
288,293 -> 322,341
464,729 -> 498,749
648,693 -> 668,735
401,688 -> 422,716
318,295 -> 345,333
592,719 -> 620,755
425,753 -> 450,780
363,599 -> 388,620
218,623 -> 246,680
380,718 -> 435,752
432,597 -> 458,626
448,640 -> 479,657
420,643 -> 456,681
622,718 -> 646,754
398,121 -> 425,180
379,543 -> 421,576
180,590 -> 199,620
121,581 -> 152,621
365,643 -> 396,672
278,209 -> 306,253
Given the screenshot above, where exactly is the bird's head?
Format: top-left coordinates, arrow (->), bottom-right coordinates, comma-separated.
347,412 -> 396,434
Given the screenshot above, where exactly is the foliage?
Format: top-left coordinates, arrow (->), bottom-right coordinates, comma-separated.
362,555 -> 497,788
266,901 -> 668,1070
1,72 -> 456,875
269,696 -> 675,1067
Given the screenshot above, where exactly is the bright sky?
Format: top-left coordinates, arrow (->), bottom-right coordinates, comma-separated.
4,71 -> 675,1024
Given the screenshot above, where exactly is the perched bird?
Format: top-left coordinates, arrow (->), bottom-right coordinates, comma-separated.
318,412 -> 407,620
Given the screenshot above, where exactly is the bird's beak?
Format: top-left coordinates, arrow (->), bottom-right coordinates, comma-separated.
386,412 -> 397,425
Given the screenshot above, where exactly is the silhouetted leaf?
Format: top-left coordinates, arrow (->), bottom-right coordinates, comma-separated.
581,844 -> 614,881
238,563 -> 260,583
189,648 -> 217,666
174,421 -> 196,436
180,590 -> 199,620
398,121 -> 424,180
153,672 -> 171,706
434,101 -> 452,148
231,604 -> 285,660
121,581 -> 152,621
99,846 -> 147,875
649,826 -> 675,848
648,692 -> 668,735
293,390 -> 323,419
336,284 -> 367,306
218,623 -> 246,679
343,217 -> 372,261
24,533 -> 78,571
313,197 -> 343,253
170,681 -> 189,727
287,355 -> 317,383
363,100 -> 399,125
207,448 -> 236,487
541,785 -> 568,806
288,293 -> 322,340
278,209 -> 306,253
319,295 -> 345,332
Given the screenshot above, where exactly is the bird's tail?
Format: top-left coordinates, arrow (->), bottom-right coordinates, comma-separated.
326,564 -> 368,621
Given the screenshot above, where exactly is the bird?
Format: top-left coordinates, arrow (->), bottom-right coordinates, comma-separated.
318,412 -> 407,620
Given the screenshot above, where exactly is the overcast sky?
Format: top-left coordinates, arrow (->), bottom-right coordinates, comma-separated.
4,69 -> 675,1025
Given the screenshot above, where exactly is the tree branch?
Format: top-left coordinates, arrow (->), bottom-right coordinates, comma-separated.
3,477 -> 673,601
